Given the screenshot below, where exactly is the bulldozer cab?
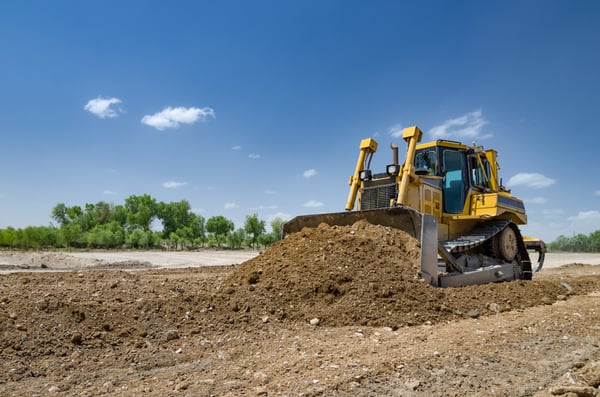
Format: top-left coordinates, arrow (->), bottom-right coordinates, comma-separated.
414,141 -> 496,216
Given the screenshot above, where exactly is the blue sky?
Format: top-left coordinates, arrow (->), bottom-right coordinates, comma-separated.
1,1 -> 599,243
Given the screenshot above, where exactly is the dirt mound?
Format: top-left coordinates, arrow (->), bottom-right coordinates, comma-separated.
223,221 -> 594,327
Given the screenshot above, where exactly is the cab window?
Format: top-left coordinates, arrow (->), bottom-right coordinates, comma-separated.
415,150 -> 437,176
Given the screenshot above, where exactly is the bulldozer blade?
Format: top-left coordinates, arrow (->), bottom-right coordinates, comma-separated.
283,208 -> 440,287
283,207 -> 424,239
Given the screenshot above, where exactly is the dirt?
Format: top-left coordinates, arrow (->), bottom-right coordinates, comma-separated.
0,221 -> 599,396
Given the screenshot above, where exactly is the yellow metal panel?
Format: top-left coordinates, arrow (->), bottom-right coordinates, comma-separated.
402,126 -> 423,141
359,138 -> 378,151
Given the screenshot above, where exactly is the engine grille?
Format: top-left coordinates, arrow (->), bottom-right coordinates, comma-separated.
361,180 -> 397,210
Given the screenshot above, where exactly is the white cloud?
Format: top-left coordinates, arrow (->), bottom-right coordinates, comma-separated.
84,97 -> 123,119
224,202 -> 239,209
567,210 -> 600,222
232,145 -> 242,150
303,200 -> 324,208
387,124 -> 404,138
303,169 -> 318,178
162,181 -> 188,189
248,153 -> 261,159
429,110 -> 491,140
564,210 -> 600,237
141,106 -> 215,130
103,190 -> 118,195
525,197 -> 547,204
507,173 -> 556,189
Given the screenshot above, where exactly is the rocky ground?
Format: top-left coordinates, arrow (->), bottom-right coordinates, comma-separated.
0,222 -> 599,396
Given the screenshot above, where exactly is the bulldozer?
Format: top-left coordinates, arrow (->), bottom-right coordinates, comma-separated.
283,126 -> 546,287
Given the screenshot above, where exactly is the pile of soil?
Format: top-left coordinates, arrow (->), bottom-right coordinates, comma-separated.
222,220 -> 594,327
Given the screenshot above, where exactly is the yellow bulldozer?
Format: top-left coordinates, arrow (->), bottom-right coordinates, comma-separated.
284,126 -> 546,287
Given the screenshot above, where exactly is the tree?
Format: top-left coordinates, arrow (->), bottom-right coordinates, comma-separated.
158,200 -> 196,237
270,216 -> 286,241
258,232 -> 278,247
51,203 -> 70,226
244,213 -> 265,249
589,231 -> 600,252
195,214 -> 207,246
126,228 -> 150,248
228,228 -> 246,249
124,194 -> 157,231
206,216 -> 234,248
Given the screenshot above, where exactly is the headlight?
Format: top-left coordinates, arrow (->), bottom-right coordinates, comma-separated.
386,164 -> 399,176
359,169 -> 372,181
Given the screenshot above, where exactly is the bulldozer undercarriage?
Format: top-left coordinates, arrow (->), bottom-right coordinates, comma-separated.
435,219 -> 533,287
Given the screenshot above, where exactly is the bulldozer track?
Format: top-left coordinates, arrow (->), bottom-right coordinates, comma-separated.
442,219 -> 512,254
442,219 -> 533,279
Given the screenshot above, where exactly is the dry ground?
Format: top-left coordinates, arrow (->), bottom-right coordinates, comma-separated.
0,224 -> 599,396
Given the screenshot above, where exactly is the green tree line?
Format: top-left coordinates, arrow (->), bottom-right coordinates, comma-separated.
0,194 -> 285,250
547,231 -> 600,253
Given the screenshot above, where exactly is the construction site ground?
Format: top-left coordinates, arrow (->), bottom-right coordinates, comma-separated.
1,222 -> 599,396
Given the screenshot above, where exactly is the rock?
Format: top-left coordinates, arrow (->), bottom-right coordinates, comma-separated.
70,331 -> 83,345
468,309 -> 480,318
559,281 -> 573,293
309,318 -> 320,326
488,303 -> 501,313
48,385 -> 61,393
405,379 -> 420,390
580,361 -> 600,387
253,371 -> 269,384
549,385 -> 596,397
166,330 -> 180,341
102,381 -> 113,392
255,386 -> 268,395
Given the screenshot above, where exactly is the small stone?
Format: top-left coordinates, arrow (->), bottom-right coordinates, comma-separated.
488,303 -> 500,313
468,309 -> 480,318
559,281 -> 573,292
48,385 -> 61,393
433,351 -> 441,357
166,330 -> 180,341
309,318 -> 320,326
70,332 -> 83,345
261,316 -> 269,323
102,381 -> 113,392
405,379 -> 420,390
549,385 -> 597,396
255,386 -> 268,395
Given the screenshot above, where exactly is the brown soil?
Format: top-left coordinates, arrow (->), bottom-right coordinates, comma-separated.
1,221 -> 599,396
